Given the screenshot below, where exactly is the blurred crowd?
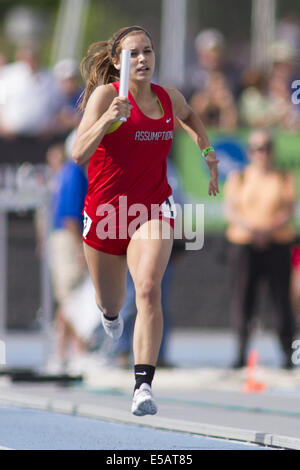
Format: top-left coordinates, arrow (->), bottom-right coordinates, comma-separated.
0,17 -> 300,138
1,16 -> 300,373
184,19 -> 300,132
0,45 -> 82,139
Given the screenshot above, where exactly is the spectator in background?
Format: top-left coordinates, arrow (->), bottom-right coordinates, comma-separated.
190,70 -> 237,131
53,58 -> 83,132
270,41 -> 297,82
239,43 -> 300,130
238,68 -> 272,128
186,29 -> 240,101
47,134 -> 89,373
239,68 -> 299,130
0,52 -> 7,73
0,45 -> 63,138
277,14 -> 300,57
224,129 -> 297,369
270,41 -> 300,130
34,144 -> 66,256
291,245 -> 300,325
186,29 -> 238,131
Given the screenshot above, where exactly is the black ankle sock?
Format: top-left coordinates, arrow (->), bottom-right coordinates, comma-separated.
103,314 -> 118,321
134,364 -> 155,391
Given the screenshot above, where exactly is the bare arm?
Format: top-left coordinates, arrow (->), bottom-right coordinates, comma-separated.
72,84 -> 132,165
224,171 -> 296,249
166,87 -> 211,148
165,87 -> 219,196
224,196 -> 252,231
268,173 -> 296,232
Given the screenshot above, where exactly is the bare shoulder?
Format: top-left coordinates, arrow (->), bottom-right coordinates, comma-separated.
76,83 -> 118,135
81,83 -> 117,118
278,170 -> 296,186
162,86 -> 190,120
286,171 -> 296,183
163,86 -> 187,106
87,83 -> 118,108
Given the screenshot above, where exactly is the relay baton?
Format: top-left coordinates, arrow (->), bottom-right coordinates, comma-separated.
119,49 -> 131,122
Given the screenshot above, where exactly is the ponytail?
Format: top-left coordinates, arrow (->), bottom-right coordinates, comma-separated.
79,26 -> 153,112
79,41 -> 119,111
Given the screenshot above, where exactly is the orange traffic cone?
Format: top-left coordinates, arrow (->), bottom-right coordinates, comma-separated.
243,349 -> 267,393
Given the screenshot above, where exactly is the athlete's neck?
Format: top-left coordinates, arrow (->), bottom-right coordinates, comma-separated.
129,81 -> 153,101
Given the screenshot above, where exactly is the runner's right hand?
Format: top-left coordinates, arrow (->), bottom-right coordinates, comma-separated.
105,97 -> 132,122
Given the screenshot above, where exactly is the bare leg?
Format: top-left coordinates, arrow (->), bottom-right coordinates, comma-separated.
291,268 -> 300,326
55,306 -> 69,361
83,243 -> 128,318
126,220 -> 173,366
55,306 -> 87,359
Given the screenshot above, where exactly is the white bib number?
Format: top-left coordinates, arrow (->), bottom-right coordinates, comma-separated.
83,211 -> 92,238
160,195 -> 177,219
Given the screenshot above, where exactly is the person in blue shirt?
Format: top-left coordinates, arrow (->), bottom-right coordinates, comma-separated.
47,142 -> 88,373
51,158 -> 88,233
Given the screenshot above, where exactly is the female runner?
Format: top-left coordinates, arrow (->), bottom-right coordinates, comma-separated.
73,26 -> 219,416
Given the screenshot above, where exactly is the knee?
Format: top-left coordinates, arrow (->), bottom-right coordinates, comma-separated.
135,278 -> 161,305
95,293 -> 126,317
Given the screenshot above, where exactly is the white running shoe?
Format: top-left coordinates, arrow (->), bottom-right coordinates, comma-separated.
131,383 -> 158,416
100,312 -> 124,340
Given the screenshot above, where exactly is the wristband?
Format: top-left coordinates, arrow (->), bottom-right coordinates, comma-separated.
202,146 -> 215,158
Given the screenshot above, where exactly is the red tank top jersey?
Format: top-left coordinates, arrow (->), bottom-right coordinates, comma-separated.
83,81 -> 174,220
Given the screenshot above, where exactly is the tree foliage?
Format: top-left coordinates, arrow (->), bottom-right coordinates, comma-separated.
0,0 -> 59,16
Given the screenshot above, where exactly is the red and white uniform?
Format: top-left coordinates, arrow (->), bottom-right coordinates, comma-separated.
82,81 -> 175,255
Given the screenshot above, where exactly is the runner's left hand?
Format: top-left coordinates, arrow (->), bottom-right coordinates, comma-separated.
205,152 -> 220,196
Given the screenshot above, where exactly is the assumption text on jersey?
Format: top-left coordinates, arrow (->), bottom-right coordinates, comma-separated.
135,130 -> 173,141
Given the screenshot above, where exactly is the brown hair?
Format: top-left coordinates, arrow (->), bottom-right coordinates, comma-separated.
79,26 -> 153,111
